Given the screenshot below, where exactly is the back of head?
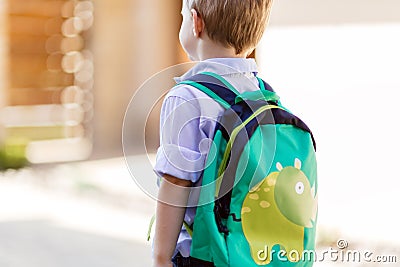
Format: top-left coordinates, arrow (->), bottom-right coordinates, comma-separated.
187,0 -> 274,55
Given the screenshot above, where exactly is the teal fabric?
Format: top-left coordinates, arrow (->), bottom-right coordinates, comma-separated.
188,73 -> 317,266
235,90 -> 280,104
191,122 -> 317,266
229,125 -> 317,266
191,130 -> 229,266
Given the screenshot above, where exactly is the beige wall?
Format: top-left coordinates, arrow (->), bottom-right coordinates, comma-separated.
92,0 -> 181,158
91,0 -> 400,158
269,0 -> 400,26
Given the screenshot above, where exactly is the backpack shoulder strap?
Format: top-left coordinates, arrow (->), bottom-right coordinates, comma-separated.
256,77 -> 274,93
177,72 -> 239,109
178,72 -> 278,108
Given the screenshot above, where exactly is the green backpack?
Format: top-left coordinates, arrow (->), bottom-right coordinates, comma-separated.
179,72 -> 318,267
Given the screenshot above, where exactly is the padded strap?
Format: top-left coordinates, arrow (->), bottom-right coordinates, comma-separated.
179,72 -> 238,109
235,90 -> 280,104
257,77 -> 275,93
179,73 -> 278,109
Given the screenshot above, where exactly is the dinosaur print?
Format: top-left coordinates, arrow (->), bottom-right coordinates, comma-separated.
241,158 -> 318,265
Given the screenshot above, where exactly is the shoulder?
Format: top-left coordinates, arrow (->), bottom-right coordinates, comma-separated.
166,83 -> 210,102
159,84 -> 202,121
162,83 -> 217,114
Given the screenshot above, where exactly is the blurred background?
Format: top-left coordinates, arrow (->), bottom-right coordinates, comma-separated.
0,0 -> 399,266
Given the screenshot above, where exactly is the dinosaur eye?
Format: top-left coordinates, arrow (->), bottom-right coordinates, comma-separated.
295,182 -> 304,195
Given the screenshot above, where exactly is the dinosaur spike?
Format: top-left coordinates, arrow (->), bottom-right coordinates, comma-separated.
294,158 -> 302,169
276,162 -> 283,171
311,184 -> 316,198
310,183 -> 318,221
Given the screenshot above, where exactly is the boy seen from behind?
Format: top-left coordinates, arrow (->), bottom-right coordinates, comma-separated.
153,0 -> 275,266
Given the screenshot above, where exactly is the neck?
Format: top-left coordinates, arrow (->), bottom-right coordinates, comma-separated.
194,36 -> 249,61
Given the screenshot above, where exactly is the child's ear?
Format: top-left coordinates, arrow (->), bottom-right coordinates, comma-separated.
191,9 -> 204,37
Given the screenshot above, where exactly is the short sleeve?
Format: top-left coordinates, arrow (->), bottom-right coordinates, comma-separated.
154,89 -> 211,183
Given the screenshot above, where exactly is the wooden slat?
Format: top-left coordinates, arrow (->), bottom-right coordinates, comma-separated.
0,0 -> 8,109
8,0 -> 65,18
10,54 -> 62,74
7,2 -> 75,106
8,15 -> 63,36
10,71 -> 74,90
9,35 -> 48,54
9,53 -> 49,70
7,88 -> 63,106
8,36 -> 76,57
61,35 -> 85,53
11,53 -> 63,73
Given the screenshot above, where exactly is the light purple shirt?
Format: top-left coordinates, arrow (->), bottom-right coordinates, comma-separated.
154,58 -> 261,257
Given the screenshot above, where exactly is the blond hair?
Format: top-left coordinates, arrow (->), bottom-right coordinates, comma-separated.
187,0 -> 273,54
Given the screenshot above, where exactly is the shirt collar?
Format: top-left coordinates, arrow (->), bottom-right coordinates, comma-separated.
174,58 -> 259,83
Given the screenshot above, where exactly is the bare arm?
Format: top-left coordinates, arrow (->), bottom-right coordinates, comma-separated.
152,175 -> 192,267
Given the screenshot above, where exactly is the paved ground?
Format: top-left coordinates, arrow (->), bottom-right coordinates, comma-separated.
0,220 -> 151,267
0,158 -> 154,267
0,156 -> 399,267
